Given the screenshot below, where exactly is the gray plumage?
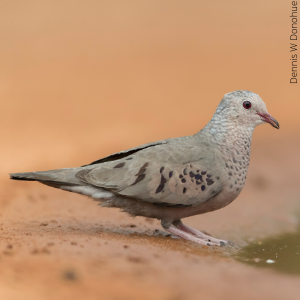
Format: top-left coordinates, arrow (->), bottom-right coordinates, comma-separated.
10,90 -> 279,246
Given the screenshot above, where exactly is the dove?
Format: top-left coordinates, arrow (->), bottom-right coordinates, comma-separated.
10,90 -> 279,246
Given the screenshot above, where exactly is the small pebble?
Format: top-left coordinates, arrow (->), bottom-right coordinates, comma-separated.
266,259 -> 275,264
63,270 -> 78,281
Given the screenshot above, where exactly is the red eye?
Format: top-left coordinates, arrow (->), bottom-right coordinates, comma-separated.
243,101 -> 251,109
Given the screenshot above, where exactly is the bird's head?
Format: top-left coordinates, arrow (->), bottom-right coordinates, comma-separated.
216,90 -> 279,130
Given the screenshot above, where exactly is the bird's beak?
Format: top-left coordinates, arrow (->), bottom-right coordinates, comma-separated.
257,112 -> 280,129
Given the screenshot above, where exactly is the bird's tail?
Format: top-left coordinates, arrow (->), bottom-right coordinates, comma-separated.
9,168 -> 80,189
10,168 -> 115,201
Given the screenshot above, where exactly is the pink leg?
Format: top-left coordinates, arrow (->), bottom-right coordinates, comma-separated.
166,224 -> 220,246
176,220 -> 232,246
162,220 -> 233,247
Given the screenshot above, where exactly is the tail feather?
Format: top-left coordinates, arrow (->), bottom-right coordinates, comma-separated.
10,172 -> 43,181
9,174 -> 36,181
10,169 -> 115,199
10,168 -> 81,188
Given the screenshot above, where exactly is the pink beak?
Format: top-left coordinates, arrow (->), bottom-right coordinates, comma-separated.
257,113 -> 280,129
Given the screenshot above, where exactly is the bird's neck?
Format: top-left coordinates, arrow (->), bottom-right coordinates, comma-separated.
197,114 -> 255,163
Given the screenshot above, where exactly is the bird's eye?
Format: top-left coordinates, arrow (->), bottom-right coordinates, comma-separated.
243,101 -> 252,109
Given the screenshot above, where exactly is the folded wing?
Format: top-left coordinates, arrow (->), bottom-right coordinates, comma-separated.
77,141 -> 223,207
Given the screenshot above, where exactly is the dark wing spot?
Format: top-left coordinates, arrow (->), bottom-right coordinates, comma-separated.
206,178 -> 214,186
196,170 -> 199,173
169,171 -> 173,178
183,168 -> 187,175
161,174 -> 167,184
114,162 -> 125,168
131,174 -> 146,186
207,174 -> 212,178
181,178 -> 186,183
195,174 -> 202,181
160,167 -> 164,173
201,185 -> 206,191
189,171 -> 195,178
233,157 -> 237,163
179,174 -> 183,178
155,174 -> 167,194
228,172 -> 233,176
196,181 -> 201,185
201,171 -> 206,175
126,157 -> 133,160
183,187 -> 186,193
216,176 -> 220,180
135,163 -> 149,176
155,184 -> 164,194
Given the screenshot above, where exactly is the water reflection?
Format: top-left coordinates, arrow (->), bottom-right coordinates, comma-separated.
236,227 -> 300,275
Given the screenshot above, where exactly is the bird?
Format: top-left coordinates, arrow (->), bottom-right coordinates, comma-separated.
10,90 -> 279,246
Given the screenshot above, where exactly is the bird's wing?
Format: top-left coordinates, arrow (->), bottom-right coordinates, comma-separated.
82,139 -> 168,166
77,139 -> 224,207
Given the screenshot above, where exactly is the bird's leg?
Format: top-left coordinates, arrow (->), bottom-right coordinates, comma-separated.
161,220 -> 220,246
175,220 -> 232,246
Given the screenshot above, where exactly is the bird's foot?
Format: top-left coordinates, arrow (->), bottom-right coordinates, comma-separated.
162,220 -> 234,247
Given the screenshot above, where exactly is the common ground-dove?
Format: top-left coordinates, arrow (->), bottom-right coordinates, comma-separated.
10,90 -> 279,246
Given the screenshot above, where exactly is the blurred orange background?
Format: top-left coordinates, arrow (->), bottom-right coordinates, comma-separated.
1,0 -> 298,177
1,2 -> 300,300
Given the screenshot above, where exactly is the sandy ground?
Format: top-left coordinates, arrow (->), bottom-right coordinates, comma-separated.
1,1 -> 300,299
1,137 -> 300,300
